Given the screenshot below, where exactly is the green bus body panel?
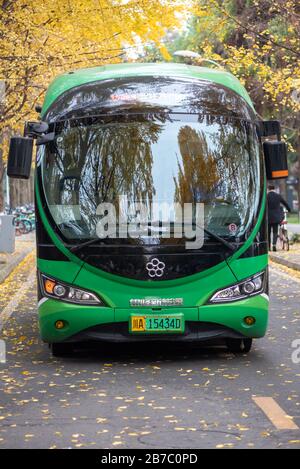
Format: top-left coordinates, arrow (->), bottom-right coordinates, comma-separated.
39,294 -> 268,343
37,260 -> 83,284
37,253 -> 267,310
39,301 -> 114,343
73,260 -> 237,308
42,63 -> 255,116
199,294 -> 268,339
229,254 -> 268,281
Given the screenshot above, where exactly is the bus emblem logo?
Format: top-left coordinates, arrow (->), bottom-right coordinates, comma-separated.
146,258 -> 166,278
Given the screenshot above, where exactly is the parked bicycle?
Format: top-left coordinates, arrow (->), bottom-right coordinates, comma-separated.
14,218 -> 33,236
5,204 -> 36,236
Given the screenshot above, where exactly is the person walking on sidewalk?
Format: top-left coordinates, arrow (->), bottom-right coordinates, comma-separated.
267,184 -> 291,252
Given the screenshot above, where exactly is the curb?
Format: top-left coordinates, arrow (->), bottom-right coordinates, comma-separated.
269,253 -> 300,272
0,248 -> 34,284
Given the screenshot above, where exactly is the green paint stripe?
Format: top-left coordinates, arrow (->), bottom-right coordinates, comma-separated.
35,174 -> 84,268
229,177 -> 267,263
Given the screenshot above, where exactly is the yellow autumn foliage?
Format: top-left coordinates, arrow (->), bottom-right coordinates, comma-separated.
0,0 -> 185,144
188,0 -> 300,119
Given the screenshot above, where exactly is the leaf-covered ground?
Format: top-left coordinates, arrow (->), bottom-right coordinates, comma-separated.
0,256 -> 299,449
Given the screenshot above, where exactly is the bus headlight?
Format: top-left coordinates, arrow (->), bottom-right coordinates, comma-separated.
208,272 -> 266,304
40,273 -> 105,306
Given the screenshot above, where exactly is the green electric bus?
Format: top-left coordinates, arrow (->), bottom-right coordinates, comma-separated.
7,63 -> 289,356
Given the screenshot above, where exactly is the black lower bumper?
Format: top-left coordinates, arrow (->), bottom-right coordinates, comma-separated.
64,321 -> 246,344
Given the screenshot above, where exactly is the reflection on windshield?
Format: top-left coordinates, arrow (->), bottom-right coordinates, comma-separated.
40,114 -> 262,245
44,77 -> 255,122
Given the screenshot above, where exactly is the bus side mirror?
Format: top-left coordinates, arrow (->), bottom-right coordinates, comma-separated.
263,141 -> 288,180
7,137 -> 34,180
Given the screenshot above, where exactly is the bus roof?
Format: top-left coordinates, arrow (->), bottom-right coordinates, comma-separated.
42,62 -> 255,115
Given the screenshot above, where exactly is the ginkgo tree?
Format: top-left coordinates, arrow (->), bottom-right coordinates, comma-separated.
189,0 -> 300,116
164,0 -> 300,203
0,0 -> 186,209
0,0 -> 185,134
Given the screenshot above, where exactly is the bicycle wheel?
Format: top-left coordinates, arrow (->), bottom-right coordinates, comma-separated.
18,220 -> 31,234
25,219 -> 33,233
283,230 -> 290,251
277,231 -> 284,250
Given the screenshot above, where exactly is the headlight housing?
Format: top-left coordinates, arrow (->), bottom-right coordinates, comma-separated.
39,273 -> 105,306
208,271 -> 266,304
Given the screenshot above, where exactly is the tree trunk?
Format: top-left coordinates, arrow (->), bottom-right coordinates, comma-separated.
9,178 -> 16,209
279,179 -> 287,200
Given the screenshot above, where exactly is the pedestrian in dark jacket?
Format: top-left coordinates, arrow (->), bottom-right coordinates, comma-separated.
267,184 -> 291,251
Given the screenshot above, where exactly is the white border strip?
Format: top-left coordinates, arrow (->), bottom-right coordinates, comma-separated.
38,298 -> 49,308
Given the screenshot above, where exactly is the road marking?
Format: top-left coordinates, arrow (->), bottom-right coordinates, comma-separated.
253,397 -> 299,430
0,268 -> 36,332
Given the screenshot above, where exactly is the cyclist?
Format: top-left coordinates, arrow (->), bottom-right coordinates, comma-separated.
267,184 -> 291,252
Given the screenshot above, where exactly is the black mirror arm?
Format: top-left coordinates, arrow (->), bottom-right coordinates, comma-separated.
24,121 -> 49,137
258,120 -> 281,141
24,121 -> 55,146
36,132 -> 55,146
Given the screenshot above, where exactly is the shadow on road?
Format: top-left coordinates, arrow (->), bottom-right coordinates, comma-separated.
49,341 -> 258,364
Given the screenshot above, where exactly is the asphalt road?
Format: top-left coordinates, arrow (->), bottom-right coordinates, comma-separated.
0,255 -> 300,449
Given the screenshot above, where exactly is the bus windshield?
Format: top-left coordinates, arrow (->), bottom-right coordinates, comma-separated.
40,113 -> 262,246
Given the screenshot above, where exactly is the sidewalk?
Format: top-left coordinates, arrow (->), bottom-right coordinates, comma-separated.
287,223 -> 300,235
0,232 -> 35,283
269,243 -> 300,272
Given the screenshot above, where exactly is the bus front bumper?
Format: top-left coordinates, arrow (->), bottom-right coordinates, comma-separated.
38,294 -> 269,344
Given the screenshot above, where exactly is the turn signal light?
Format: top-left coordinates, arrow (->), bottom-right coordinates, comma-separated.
45,279 -> 56,294
244,316 -> 256,326
55,320 -> 65,330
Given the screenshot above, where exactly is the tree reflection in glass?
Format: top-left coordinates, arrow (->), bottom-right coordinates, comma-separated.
41,113 -> 261,244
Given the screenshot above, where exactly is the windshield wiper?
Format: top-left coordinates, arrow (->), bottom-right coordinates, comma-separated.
69,237 -> 105,253
202,227 -> 236,251
69,222 -> 167,253
159,221 -> 237,251
170,222 -> 236,251
69,223 -> 236,253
